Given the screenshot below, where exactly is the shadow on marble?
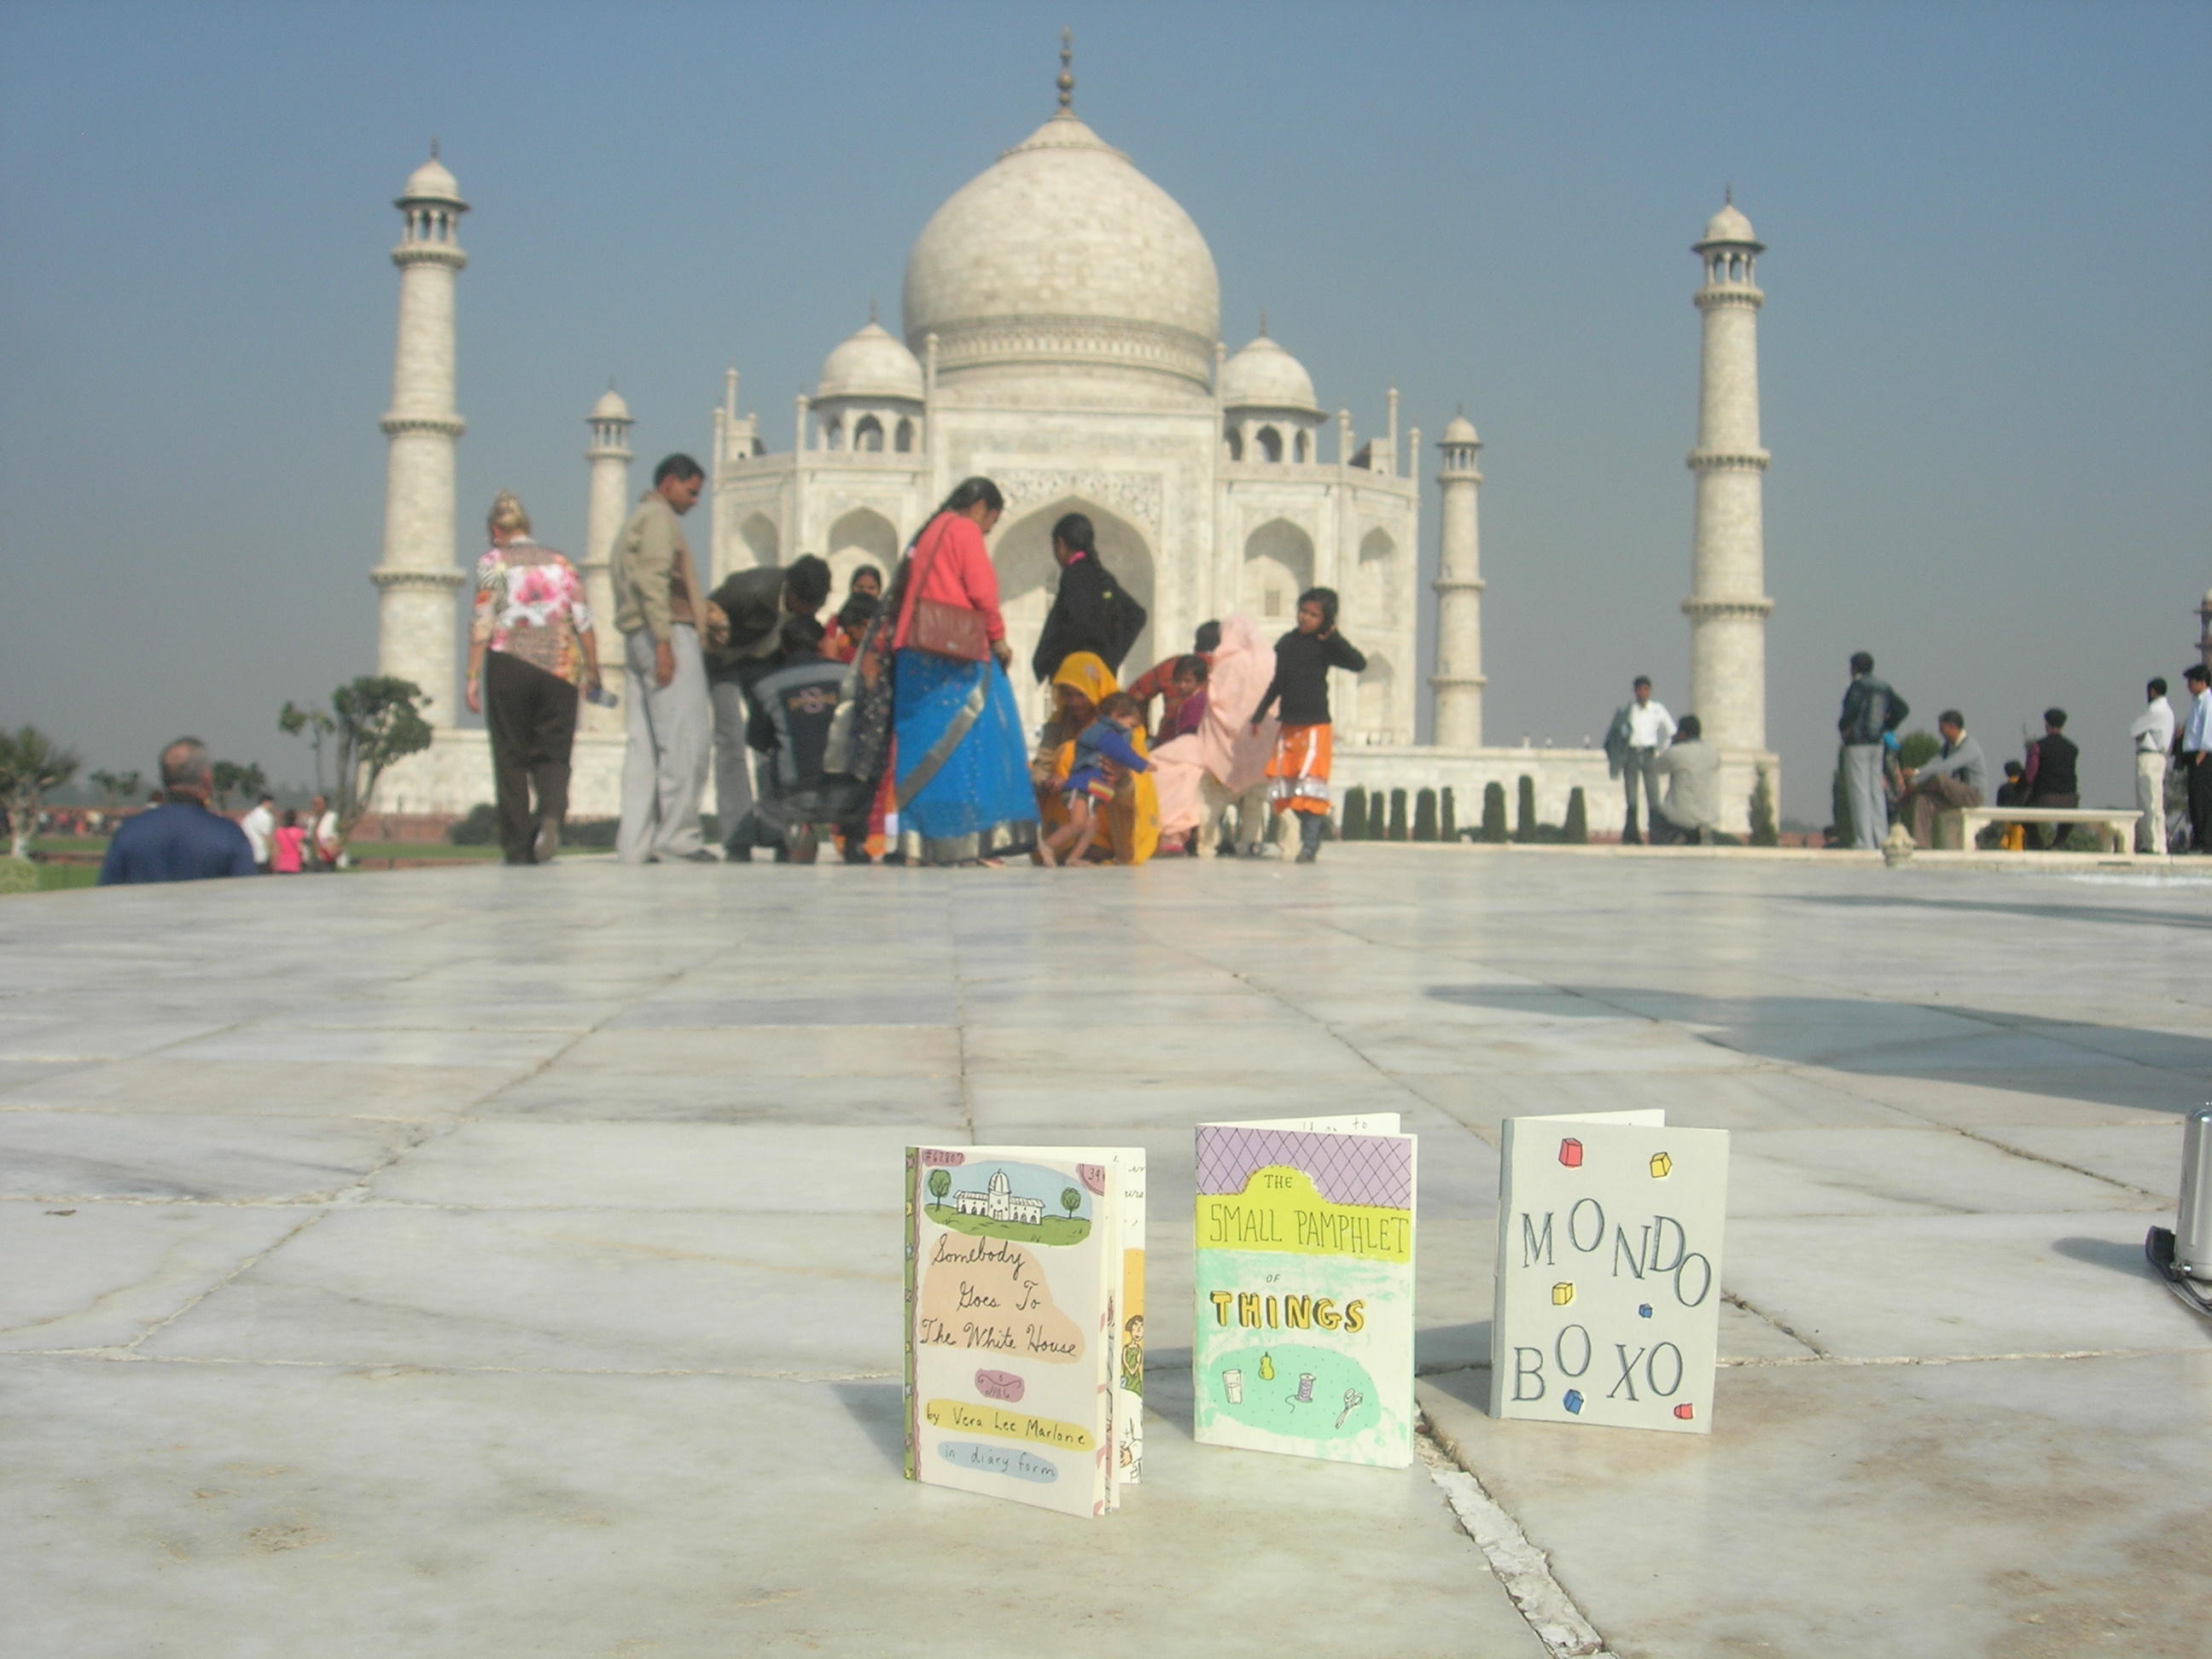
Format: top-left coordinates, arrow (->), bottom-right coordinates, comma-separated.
1421,1351 -> 2212,1659
1399,1069 -> 1934,1141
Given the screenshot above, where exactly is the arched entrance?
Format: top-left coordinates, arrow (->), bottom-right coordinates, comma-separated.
825,506 -> 899,602
990,497 -> 1155,730
1242,517 -> 1314,630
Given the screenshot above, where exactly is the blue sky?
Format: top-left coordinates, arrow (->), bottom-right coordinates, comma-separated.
2,0 -> 2205,817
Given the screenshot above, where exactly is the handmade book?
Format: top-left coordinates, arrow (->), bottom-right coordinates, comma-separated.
904,1146 -> 1145,1516
1490,1109 -> 1729,1434
1192,1115 -> 1416,1468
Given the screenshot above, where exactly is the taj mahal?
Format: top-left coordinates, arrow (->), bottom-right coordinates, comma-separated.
368,54 -> 1778,830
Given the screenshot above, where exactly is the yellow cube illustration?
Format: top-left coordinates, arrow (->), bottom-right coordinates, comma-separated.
1551,1282 -> 1575,1306
1650,1151 -> 1673,1179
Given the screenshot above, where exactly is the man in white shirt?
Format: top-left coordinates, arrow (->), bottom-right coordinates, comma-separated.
2129,678 -> 2176,854
1603,677 -> 1676,845
2182,664 -> 2212,855
240,794 -> 276,873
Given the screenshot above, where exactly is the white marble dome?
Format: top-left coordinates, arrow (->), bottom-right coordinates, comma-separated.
590,386 -> 631,421
817,319 -> 925,402
1697,201 -> 1759,247
400,154 -> 463,204
902,112 -> 1220,387
1441,412 -> 1480,444
1220,333 -> 1319,414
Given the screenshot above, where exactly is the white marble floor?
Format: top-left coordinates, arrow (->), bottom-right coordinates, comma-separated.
3,848 -> 2208,1657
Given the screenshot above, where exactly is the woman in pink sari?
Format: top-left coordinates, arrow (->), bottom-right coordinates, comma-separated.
1150,614 -> 1278,857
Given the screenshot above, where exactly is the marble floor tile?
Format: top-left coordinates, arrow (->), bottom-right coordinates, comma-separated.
1,1358 -> 1546,1659
602,992 -> 960,1028
139,1206 -> 909,1377
0,1112 -> 419,1202
1399,1068 -> 1934,1139
473,1069 -> 966,1126
1723,1210 -> 2200,1359
1969,1123 -> 2189,1202
1723,1126 -> 2158,1218
369,1121 -> 937,1212
554,1024 -> 960,1078
0,1201 -> 312,1353
1806,1064 -> 2206,1127
10,1057 -> 521,1119
961,1022 -> 1370,1074
0,1015 -> 235,1062
1420,1351 -> 2212,1659
165,1025 -> 576,1070
963,1070 -> 1424,1130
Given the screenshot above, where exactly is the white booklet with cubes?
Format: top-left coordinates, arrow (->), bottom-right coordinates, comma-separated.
1490,1109 -> 1728,1434
903,1145 -> 1145,1517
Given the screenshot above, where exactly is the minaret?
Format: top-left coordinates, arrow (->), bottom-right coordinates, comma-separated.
1430,413 -> 1486,748
371,147 -> 469,725
1684,195 -> 1773,756
581,385 -> 634,734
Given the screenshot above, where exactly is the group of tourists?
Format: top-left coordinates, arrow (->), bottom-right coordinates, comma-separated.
465,458 -> 1368,870
1835,654 -> 2212,854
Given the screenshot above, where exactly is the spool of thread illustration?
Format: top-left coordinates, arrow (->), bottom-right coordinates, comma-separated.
1258,1352 -> 1276,1382
1222,1368 -> 1244,1404
1291,1371 -> 1317,1405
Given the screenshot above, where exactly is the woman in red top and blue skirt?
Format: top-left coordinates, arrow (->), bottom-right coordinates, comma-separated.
831,478 -> 1039,866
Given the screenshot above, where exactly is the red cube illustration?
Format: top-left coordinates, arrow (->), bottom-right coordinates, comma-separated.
1558,1138 -> 1584,1168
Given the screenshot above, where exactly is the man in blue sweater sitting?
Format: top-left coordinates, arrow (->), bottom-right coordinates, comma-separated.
99,738 -> 259,885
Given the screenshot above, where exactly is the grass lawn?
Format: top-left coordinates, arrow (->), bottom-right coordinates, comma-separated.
923,1204 -> 1093,1247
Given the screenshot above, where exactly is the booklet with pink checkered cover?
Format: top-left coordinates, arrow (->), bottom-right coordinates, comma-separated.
1192,1115 -> 1416,1468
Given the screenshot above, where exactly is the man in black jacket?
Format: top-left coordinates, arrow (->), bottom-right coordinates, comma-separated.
2022,707 -> 2081,849
703,555 -> 831,855
1837,651 -> 1908,848
1032,512 -> 1146,683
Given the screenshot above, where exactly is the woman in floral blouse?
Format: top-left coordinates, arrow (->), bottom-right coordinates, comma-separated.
465,492 -> 603,864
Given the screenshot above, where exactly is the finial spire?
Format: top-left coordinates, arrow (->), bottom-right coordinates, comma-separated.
430,137 -> 440,160
1725,181 -> 1733,206
1057,26 -> 1074,112
1258,308 -> 1269,338
869,295 -> 879,325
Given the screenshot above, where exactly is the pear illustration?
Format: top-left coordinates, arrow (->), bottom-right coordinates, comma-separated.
1258,1352 -> 1276,1382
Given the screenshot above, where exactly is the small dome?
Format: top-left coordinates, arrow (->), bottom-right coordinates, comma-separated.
817,320 -> 925,403
1220,333 -> 1319,413
400,154 -> 463,204
590,387 -> 632,421
1696,201 -> 1760,248
1441,413 -> 1480,445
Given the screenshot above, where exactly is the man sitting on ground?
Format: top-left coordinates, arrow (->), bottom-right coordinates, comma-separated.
725,620 -> 868,864
1899,709 -> 1988,846
99,738 -> 259,885
1650,714 -> 1721,845
703,555 -> 833,856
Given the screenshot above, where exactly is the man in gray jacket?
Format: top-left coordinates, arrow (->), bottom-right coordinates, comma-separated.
1837,651 -> 1908,848
1898,709 -> 1988,847
1651,715 -> 1722,845
613,455 -> 715,864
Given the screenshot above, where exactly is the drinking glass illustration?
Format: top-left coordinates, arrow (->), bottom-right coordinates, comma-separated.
1222,1369 -> 1244,1404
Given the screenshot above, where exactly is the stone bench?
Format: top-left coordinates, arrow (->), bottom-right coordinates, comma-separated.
1936,805 -> 2141,854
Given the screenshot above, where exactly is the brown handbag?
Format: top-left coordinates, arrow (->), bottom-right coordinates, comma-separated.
907,516 -> 990,663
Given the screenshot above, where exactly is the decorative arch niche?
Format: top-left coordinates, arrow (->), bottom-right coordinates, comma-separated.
1355,527 -> 1398,627
1241,517 -> 1315,627
1356,652 -> 1395,742
740,513 -> 781,568
825,506 -> 899,600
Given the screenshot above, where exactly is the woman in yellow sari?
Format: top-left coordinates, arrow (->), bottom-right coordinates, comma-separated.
1032,652 -> 1160,864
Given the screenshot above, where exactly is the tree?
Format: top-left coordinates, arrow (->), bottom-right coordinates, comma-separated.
1439,787 -> 1457,842
1563,787 -> 1589,844
0,726 -> 81,859
1749,769 -> 1780,847
1060,1187 -> 1081,1220
210,760 -> 246,811
928,1168 -> 951,1207
1412,788 -> 1438,841
88,768 -> 141,811
1895,730 -> 1941,773
279,701 -> 337,798
1481,782 -> 1509,842
1388,788 -> 1408,842
286,677 -> 434,844
1341,785 -> 1367,841
1365,789 -> 1386,840
1514,776 -> 1538,843
1830,748 -> 1853,845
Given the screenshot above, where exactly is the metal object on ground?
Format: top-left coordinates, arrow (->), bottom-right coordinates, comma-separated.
2144,1106 -> 2212,1321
